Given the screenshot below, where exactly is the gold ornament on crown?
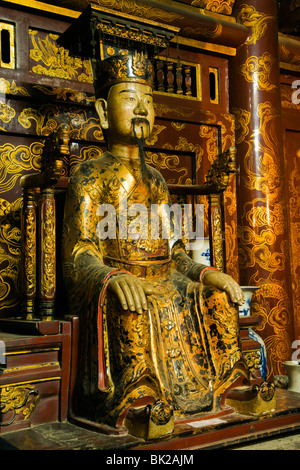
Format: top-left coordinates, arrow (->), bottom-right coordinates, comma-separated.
132,51 -> 153,77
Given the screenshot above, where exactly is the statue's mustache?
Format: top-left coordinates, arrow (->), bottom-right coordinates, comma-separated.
132,118 -> 150,141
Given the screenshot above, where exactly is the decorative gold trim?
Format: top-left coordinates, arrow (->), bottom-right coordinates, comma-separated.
173,36 -> 236,56
0,22 -> 15,69
6,348 -> 60,356
92,3 -> 180,34
39,190 -> 56,304
0,377 -> 61,388
280,61 -> 300,73
1,0 -> 237,25
0,384 -> 39,426
209,66 -> 219,104
2,0 -> 80,18
2,362 -> 60,373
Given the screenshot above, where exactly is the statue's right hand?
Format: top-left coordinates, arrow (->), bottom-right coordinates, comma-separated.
107,274 -> 155,314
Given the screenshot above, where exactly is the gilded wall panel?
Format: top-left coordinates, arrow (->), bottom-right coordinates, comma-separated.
0,137 -> 43,311
29,29 -> 93,83
0,98 -> 101,141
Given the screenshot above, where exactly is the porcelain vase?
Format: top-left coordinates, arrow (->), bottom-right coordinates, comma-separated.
283,361 -> 300,393
238,286 -> 260,317
191,238 -> 210,266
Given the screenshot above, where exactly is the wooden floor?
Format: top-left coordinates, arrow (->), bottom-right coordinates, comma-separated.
1,389 -> 300,451
228,430 -> 300,450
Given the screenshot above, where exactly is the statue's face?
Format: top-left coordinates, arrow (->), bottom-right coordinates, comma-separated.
96,81 -> 155,145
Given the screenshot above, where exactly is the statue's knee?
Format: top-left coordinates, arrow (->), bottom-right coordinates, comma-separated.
201,285 -> 233,309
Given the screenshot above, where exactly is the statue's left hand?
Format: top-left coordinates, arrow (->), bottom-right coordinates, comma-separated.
201,270 -> 245,305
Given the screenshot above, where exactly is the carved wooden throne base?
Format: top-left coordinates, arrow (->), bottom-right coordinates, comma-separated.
1,317 -> 300,450
0,388 -> 300,451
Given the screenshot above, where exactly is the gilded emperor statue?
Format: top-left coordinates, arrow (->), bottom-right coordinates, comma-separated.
62,47 -> 249,438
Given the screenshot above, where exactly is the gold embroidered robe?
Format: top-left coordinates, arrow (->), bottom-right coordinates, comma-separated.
62,152 -> 247,429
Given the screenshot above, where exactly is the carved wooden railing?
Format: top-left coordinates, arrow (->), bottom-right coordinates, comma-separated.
152,56 -> 199,99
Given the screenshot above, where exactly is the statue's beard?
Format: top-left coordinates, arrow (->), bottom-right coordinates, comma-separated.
132,118 -> 150,182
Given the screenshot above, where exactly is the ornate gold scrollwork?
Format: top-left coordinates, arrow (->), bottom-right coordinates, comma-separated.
41,124 -> 70,184
0,384 -> 39,426
205,146 -> 236,192
239,53 -> 277,92
191,0 -> 234,15
21,188 -> 37,320
243,350 -> 262,371
29,29 -> 92,83
235,5 -> 273,45
253,381 -> 275,402
204,147 -> 236,271
20,124 -> 70,189
20,125 -> 70,320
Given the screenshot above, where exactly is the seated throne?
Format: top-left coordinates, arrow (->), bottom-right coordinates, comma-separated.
0,7 -> 272,438
0,122 -> 270,435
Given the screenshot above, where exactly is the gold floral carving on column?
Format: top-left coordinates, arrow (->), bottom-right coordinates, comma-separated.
232,107 -> 251,144
239,52 -> 277,92
236,101 -> 291,378
39,190 -> 56,320
0,384 -> 39,426
243,350 -> 261,372
238,102 -> 286,274
235,4 -> 274,45
21,189 -> 37,320
210,195 -> 224,271
250,284 -> 291,378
